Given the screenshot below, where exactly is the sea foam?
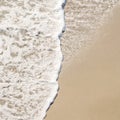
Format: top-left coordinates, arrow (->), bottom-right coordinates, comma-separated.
0,0 -> 65,120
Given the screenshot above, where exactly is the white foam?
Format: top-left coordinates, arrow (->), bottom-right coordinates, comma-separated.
0,0 -> 66,119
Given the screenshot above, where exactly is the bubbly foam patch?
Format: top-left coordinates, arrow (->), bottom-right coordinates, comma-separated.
0,0 -> 65,120
0,82 -> 58,120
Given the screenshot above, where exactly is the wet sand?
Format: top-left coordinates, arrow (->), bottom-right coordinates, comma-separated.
45,5 -> 120,120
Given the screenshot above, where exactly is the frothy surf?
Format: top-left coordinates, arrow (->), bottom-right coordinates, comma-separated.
0,0 -> 66,120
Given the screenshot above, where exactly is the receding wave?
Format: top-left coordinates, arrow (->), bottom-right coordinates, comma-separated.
0,0 -> 65,120
61,0 -> 120,63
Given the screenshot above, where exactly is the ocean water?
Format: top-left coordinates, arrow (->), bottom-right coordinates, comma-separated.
0,0 -> 65,120
1,0 -> 120,120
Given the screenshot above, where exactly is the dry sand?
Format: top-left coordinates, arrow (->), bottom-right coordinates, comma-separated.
45,5 -> 120,120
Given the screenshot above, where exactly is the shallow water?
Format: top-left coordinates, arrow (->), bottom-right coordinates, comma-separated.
61,0 -> 120,63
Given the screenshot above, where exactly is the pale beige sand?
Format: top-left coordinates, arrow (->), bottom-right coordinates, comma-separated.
45,5 -> 120,120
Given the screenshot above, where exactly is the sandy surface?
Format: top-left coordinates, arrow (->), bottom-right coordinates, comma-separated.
45,5 -> 120,120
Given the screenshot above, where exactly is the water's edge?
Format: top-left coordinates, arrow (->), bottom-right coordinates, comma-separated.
42,0 -> 66,120
0,0 -> 66,120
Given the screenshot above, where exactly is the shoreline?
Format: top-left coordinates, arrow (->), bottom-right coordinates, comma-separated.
45,5 -> 120,120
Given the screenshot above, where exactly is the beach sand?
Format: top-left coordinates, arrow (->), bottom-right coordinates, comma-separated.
45,5 -> 120,120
